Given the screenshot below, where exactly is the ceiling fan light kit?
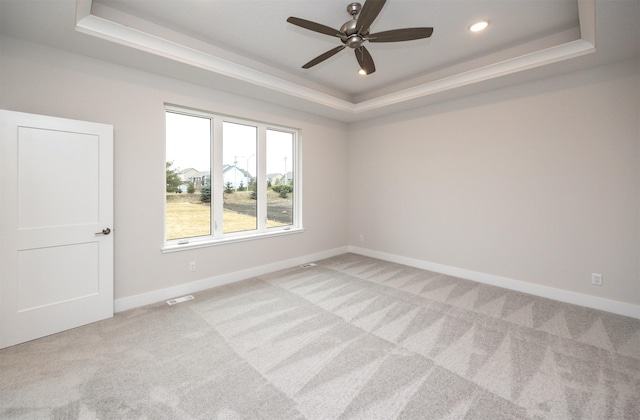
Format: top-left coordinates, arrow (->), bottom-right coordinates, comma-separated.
287,0 -> 434,75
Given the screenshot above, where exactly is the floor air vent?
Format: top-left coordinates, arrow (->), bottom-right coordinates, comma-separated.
167,295 -> 195,305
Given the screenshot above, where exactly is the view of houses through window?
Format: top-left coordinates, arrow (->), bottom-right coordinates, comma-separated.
165,107 -> 297,244
222,122 -> 257,234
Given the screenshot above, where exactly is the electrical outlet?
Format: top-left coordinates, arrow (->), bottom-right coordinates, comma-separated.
189,261 -> 196,272
591,273 -> 602,286
359,234 -> 364,242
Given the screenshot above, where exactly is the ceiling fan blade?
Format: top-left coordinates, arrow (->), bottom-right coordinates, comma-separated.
368,27 -> 434,42
287,17 -> 345,38
302,45 -> 346,69
356,0 -> 387,34
355,46 -> 376,74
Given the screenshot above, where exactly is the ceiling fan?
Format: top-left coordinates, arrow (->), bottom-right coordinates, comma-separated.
287,0 -> 434,75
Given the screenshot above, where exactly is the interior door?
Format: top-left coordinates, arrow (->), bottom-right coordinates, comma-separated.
0,110 -> 113,349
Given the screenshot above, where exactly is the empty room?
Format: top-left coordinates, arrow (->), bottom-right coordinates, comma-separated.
1,0 -> 639,418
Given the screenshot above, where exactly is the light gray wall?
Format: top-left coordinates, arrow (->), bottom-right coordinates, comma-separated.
349,59 -> 640,306
2,34 -> 638,310
0,36 -> 350,300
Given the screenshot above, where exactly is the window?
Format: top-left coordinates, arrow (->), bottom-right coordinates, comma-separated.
164,106 -> 301,251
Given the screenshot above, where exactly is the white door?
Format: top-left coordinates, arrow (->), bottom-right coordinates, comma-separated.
0,110 -> 113,349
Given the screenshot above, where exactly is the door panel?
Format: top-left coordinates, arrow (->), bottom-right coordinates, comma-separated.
18,242 -> 100,311
17,127 -> 100,228
0,110 -> 113,349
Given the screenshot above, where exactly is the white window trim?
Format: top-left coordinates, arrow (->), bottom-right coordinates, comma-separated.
162,105 -> 303,253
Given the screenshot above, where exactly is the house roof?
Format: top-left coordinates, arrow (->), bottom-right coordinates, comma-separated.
223,165 -> 252,178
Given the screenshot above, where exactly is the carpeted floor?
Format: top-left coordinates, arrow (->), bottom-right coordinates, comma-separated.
1,253 -> 639,419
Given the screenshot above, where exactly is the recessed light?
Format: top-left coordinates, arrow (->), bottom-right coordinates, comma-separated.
469,20 -> 489,32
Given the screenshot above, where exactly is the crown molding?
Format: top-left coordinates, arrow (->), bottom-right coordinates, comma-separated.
75,0 -> 595,120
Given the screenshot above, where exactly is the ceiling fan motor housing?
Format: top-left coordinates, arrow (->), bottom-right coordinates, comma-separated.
341,3 -> 368,49
341,19 -> 366,49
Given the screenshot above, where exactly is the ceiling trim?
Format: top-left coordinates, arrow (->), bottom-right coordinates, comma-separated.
353,39 -> 593,113
74,0 -> 595,118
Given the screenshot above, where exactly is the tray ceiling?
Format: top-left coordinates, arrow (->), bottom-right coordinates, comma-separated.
3,1 -> 637,121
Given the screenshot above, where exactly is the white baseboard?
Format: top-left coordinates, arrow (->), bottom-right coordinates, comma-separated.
114,246 -> 349,313
348,246 -> 640,320
115,244 -> 639,319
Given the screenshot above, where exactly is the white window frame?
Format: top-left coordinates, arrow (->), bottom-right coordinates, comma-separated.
163,105 -> 303,252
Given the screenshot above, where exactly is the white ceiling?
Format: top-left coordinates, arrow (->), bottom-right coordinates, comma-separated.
91,0 -> 580,98
1,0 -> 638,122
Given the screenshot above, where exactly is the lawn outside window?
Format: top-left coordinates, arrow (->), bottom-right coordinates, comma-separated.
163,105 -> 302,252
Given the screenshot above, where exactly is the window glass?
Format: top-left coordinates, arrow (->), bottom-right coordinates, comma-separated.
165,112 -> 211,241
222,122 -> 257,234
266,129 -> 294,228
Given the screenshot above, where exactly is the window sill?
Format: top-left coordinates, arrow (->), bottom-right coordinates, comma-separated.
161,227 -> 304,253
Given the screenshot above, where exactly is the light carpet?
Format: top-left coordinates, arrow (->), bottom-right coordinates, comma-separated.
1,253 -> 639,419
